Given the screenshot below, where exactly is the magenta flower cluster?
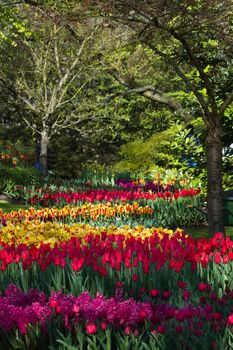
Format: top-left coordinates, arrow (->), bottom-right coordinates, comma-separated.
1,284 -> 233,337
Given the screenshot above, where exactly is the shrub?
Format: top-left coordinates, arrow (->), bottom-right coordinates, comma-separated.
113,126 -> 179,174
0,166 -> 41,196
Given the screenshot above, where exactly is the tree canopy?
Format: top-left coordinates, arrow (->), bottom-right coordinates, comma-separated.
0,0 -> 232,235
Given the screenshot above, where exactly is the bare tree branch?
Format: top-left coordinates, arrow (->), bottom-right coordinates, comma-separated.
19,96 -> 40,113
42,45 -> 49,111
220,90 -> 233,115
22,117 -> 40,133
54,34 -> 62,80
141,40 -> 210,121
57,78 -> 91,108
108,68 -> 192,122
155,21 -> 218,114
1,1 -> 24,6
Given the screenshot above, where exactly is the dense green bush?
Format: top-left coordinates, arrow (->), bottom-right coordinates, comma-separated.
0,166 -> 41,196
113,126 -> 179,174
112,122 -> 206,179
223,173 -> 233,190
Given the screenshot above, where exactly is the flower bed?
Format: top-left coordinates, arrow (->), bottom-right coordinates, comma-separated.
0,221 -> 174,245
0,178 -> 231,349
16,187 -> 201,207
1,282 -> 233,343
0,225 -> 233,348
7,186 -> 206,228
0,231 -> 232,294
0,203 -> 153,228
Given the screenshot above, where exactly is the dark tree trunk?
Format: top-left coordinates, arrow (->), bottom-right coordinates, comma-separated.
206,116 -> 224,236
40,129 -> 49,177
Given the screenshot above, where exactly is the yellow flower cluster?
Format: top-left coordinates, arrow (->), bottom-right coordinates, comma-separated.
0,221 -> 177,246
0,202 -> 153,224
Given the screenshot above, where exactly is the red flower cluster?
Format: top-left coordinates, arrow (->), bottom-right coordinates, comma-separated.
0,231 -> 231,275
19,188 -> 201,206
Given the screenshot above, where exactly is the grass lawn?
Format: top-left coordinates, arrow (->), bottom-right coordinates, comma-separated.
183,226 -> 233,238
0,201 -> 30,212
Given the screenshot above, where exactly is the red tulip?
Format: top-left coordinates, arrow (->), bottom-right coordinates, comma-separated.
198,283 -> 209,292
178,281 -> 186,289
227,314 -> 233,325
150,289 -> 160,298
175,325 -> 183,334
49,299 -> 58,308
85,323 -> 97,334
100,322 -> 107,330
157,324 -> 166,334
71,257 -> 84,272
182,290 -> 190,301
124,326 -> 131,335
162,291 -> 172,300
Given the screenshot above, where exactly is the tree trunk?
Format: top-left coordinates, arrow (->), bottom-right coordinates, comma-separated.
206,117 -> 224,236
40,128 -> 49,177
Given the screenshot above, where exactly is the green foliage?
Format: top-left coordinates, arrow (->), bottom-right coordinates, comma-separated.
113,125 -> 183,174
170,122 -> 205,169
0,166 -> 41,196
140,196 -> 206,229
223,173 -> 233,191
1,178 -> 17,198
112,119 -> 208,190
80,161 -> 115,187
0,2 -> 31,45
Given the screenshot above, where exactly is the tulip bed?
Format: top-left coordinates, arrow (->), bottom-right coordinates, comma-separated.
15,186 -> 201,207
12,186 -> 205,228
1,182 -> 233,349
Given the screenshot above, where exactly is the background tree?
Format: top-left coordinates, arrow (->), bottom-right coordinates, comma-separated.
10,16 -> 104,176
82,0 -> 233,236
1,0 -> 233,236
1,1 -> 196,175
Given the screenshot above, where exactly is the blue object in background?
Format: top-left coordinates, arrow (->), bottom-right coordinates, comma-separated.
187,158 -> 198,168
35,140 -> 41,171
183,125 -> 200,168
183,155 -> 198,168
